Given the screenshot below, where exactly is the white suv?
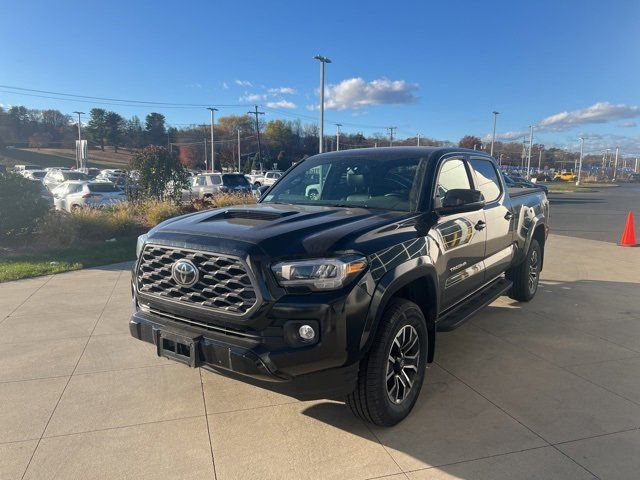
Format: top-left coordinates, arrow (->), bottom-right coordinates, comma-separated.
52,181 -> 126,212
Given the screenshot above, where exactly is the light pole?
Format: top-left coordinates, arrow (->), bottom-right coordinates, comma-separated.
526,125 -> 534,178
490,111 -> 499,157
207,107 -> 218,172
314,55 -> 331,153
613,146 -> 619,181
237,129 -> 241,172
335,123 -> 342,151
576,137 -> 584,186
387,126 -> 397,146
416,133 -> 421,146
73,111 -> 85,169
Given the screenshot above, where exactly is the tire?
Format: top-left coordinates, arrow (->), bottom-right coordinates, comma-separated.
346,298 -> 428,426
508,238 -> 541,302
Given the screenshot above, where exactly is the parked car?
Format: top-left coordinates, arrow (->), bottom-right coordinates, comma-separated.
504,175 -> 548,194
51,181 -> 126,212
43,170 -> 90,191
131,147 -> 549,426
22,170 -> 47,182
186,173 -> 252,200
78,167 -> 101,178
44,166 -> 71,172
13,164 -> 42,173
628,173 -> 640,183
554,171 -> 577,182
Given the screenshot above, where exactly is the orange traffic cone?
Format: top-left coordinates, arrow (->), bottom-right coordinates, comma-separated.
618,211 -> 637,247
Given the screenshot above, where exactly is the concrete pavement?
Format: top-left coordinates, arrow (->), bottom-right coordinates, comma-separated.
1,234 -> 639,479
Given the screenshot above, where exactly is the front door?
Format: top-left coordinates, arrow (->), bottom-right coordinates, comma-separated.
432,156 -> 487,309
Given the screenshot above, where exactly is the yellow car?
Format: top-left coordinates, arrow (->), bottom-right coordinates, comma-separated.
554,172 -> 577,182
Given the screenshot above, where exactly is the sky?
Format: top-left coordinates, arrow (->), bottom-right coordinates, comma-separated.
1,0 -> 639,154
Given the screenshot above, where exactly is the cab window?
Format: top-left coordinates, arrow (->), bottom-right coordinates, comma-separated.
470,159 -> 502,202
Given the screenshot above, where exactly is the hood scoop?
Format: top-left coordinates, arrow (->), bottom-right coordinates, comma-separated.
202,209 -> 296,223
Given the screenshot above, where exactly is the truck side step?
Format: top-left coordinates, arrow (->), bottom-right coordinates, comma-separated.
436,277 -> 513,332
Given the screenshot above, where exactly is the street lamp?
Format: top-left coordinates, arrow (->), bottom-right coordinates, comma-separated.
335,123 -> 342,151
576,137 -> 584,186
206,107 -> 218,172
490,111 -> 499,157
72,111 -> 85,169
526,125 -> 534,178
314,55 -> 331,153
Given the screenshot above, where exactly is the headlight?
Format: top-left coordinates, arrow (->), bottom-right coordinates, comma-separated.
136,233 -> 148,258
271,255 -> 367,291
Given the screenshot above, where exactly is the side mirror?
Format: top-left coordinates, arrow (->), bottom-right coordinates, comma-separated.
435,189 -> 485,216
257,185 -> 269,199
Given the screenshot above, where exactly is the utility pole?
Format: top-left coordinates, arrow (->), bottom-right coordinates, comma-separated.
248,105 -> 264,170
237,129 -> 241,172
207,107 -> 218,172
416,133 -> 421,146
314,55 -> 332,153
526,125 -> 533,178
72,111 -> 85,169
635,157 -> 639,174
613,146 -> 619,181
335,123 -> 342,151
387,126 -> 397,146
490,111 -> 499,157
538,146 -> 543,171
576,137 -> 584,186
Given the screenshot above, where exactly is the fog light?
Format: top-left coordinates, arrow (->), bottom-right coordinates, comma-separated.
298,324 -> 316,341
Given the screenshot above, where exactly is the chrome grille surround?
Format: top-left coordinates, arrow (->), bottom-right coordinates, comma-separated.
136,244 -> 259,317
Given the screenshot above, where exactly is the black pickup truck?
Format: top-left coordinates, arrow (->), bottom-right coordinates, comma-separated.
130,147 -> 549,426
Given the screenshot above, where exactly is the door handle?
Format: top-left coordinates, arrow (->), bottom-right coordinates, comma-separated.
504,211 -> 513,220
475,220 -> 486,231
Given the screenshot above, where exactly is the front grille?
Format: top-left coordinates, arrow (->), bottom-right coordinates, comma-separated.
136,245 -> 258,316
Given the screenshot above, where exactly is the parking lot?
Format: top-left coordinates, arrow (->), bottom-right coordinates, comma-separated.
1,188 -> 639,479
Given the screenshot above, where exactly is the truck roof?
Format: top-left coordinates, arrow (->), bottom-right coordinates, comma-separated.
307,146 -> 493,161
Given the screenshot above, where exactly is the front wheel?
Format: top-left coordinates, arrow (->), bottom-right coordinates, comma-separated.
507,238 -> 541,301
346,298 -> 428,426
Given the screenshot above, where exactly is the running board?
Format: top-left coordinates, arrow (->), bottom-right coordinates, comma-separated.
436,278 -> 513,332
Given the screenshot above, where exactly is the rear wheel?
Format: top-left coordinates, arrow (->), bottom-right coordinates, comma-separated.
346,298 -> 428,426
508,238 -> 541,301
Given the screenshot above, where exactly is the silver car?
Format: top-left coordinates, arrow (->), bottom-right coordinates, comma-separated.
52,181 -> 126,212
44,170 -> 90,191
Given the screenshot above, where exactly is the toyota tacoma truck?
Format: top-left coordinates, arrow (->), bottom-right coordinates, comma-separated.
130,147 -> 549,426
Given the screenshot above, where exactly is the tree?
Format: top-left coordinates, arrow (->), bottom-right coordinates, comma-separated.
458,135 -> 482,150
125,116 -> 144,149
0,172 -> 50,239
104,111 -> 125,152
28,132 -> 53,149
130,145 -> 188,201
145,113 -> 167,146
86,108 -> 107,151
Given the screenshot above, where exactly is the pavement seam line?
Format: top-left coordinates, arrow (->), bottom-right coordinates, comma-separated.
360,419 -> 405,476
19,269 -> 123,480
0,275 -> 54,326
551,425 -> 640,447
199,369 -> 218,480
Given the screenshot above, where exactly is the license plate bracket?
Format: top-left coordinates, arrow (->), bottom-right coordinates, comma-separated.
156,330 -> 200,367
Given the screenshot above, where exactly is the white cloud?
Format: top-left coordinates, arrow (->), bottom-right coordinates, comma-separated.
266,100 -> 297,109
482,130 -> 528,142
618,120 -> 637,128
187,83 -> 202,89
268,87 -> 296,95
537,102 -> 640,131
222,82 -> 229,90
239,93 -> 267,103
321,77 -> 419,110
235,80 -> 253,87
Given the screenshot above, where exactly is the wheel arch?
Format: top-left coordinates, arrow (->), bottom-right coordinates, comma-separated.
361,259 -> 438,363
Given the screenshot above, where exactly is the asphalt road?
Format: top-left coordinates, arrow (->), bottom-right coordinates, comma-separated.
547,183 -> 640,243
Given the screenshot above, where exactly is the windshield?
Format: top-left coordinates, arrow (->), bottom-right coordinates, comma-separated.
222,174 -> 250,187
261,155 -> 426,211
63,172 -> 89,180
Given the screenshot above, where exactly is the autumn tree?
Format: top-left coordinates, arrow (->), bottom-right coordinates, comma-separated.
458,135 -> 482,149
130,145 -> 188,201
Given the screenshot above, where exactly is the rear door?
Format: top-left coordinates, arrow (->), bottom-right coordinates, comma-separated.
433,155 -> 487,309
469,158 -> 514,282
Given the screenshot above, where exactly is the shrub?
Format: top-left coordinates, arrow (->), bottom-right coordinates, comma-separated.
38,212 -> 78,247
130,145 -> 189,202
0,172 -> 50,240
143,200 -> 185,226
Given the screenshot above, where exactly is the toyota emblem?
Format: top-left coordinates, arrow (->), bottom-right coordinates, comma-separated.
171,259 -> 199,288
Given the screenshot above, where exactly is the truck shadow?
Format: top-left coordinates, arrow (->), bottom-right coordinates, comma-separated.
299,278 -> 640,475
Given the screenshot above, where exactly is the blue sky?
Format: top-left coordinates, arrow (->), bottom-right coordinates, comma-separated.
1,0 -> 639,154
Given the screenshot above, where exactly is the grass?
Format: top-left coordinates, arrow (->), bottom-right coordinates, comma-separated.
544,183 -> 597,193
0,236 -> 137,283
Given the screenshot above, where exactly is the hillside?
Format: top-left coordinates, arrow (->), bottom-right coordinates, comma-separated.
0,147 -> 133,169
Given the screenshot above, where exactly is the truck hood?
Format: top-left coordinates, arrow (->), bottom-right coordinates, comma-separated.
147,203 -> 420,260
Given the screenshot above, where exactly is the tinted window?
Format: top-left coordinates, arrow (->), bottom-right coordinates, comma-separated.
436,158 -> 471,200
210,175 -> 222,185
222,174 -> 250,187
89,183 -> 119,193
63,172 -> 89,181
471,159 -> 501,202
